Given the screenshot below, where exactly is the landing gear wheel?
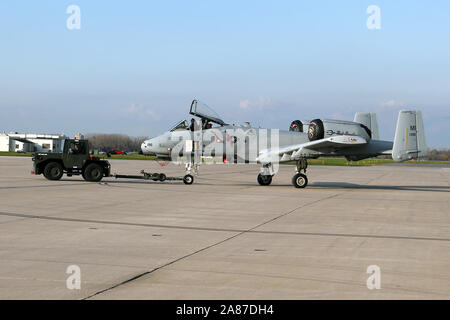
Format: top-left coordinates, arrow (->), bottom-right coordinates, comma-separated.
183,174 -> 194,185
257,173 -> 272,186
43,162 -> 63,181
84,163 -> 104,182
292,173 -> 308,188
159,173 -> 166,182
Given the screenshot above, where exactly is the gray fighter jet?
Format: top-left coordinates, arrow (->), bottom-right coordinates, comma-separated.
141,100 -> 427,188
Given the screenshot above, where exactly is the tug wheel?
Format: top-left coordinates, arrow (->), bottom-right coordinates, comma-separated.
84,163 -> 104,182
183,174 -> 194,185
43,162 -> 63,181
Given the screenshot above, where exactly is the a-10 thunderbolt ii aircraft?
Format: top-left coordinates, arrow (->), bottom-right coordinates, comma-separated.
141,100 -> 426,188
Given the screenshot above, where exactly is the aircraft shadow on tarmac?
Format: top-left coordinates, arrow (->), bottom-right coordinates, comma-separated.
308,182 -> 450,193
59,178 -> 188,186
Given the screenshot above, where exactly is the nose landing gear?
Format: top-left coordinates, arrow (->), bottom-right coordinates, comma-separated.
257,173 -> 273,186
257,163 -> 275,186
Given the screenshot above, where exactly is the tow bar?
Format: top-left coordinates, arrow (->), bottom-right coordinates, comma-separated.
113,170 -> 194,185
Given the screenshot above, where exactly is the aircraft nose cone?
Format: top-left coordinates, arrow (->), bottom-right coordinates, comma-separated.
141,139 -> 156,155
141,140 -> 151,154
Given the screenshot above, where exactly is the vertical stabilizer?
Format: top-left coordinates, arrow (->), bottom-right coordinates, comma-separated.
354,112 -> 379,139
392,110 -> 427,162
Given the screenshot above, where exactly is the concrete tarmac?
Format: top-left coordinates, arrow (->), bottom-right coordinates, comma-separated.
0,157 -> 448,299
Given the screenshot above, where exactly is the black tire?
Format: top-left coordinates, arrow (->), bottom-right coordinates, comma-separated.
183,174 -> 194,185
43,162 -> 64,181
308,119 -> 324,141
159,173 -> 166,182
84,163 -> 104,182
257,173 -> 272,186
292,173 -> 308,188
289,120 -> 303,132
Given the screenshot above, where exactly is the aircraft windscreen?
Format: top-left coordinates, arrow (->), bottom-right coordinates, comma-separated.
170,120 -> 189,132
190,100 -> 225,125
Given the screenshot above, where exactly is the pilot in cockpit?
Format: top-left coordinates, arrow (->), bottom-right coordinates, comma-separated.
203,120 -> 212,129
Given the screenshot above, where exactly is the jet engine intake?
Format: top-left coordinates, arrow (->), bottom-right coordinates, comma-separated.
289,120 -> 303,132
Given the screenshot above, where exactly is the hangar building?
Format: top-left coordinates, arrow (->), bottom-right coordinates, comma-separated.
0,133 -> 66,153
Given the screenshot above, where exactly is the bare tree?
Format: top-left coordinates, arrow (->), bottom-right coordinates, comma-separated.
86,134 -> 149,152
426,149 -> 450,161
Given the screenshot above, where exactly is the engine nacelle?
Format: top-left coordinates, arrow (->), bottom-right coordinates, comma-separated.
289,120 -> 303,132
308,119 -> 372,141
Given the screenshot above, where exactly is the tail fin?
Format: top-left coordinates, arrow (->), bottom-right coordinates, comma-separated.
354,112 -> 379,139
392,110 -> 427,162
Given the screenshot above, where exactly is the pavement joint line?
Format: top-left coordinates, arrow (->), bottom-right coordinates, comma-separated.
0,183 -> 96,190
0,211 -> 448,242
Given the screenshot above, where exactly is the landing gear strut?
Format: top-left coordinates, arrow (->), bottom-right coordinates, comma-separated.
292,159 -> 308,188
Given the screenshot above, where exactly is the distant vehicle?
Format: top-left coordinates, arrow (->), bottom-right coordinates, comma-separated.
32,139 -> 111,182
108,149 -> 126,155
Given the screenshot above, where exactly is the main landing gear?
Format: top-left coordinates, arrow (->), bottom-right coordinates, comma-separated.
292,158 -> 308,188
257,159 -> 309,188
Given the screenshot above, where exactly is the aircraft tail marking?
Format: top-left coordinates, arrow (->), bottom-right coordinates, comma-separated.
392,110 -> 427,162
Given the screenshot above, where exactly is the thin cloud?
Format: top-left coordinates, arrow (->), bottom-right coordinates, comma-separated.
122,103 -> 161,121
239,96 -> 272,109
379,99 -> 405,108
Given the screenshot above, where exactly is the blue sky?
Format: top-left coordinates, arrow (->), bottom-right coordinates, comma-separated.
0,1 -> 449,147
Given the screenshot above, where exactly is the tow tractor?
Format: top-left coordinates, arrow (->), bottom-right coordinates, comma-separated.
31,138 -> 194,185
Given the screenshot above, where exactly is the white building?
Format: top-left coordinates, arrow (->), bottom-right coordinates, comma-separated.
0,134 -> 16,152
0,133 -> 66,152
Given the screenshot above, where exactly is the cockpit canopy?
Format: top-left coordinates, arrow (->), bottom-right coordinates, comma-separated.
190,100 -> 226,125
169,100 -> 226,132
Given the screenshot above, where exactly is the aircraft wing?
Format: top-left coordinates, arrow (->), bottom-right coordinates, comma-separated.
257,135 -> 367,163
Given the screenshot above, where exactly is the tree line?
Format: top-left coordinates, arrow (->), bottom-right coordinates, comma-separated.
86,134 -> 148,152
426,149 -> 450,161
